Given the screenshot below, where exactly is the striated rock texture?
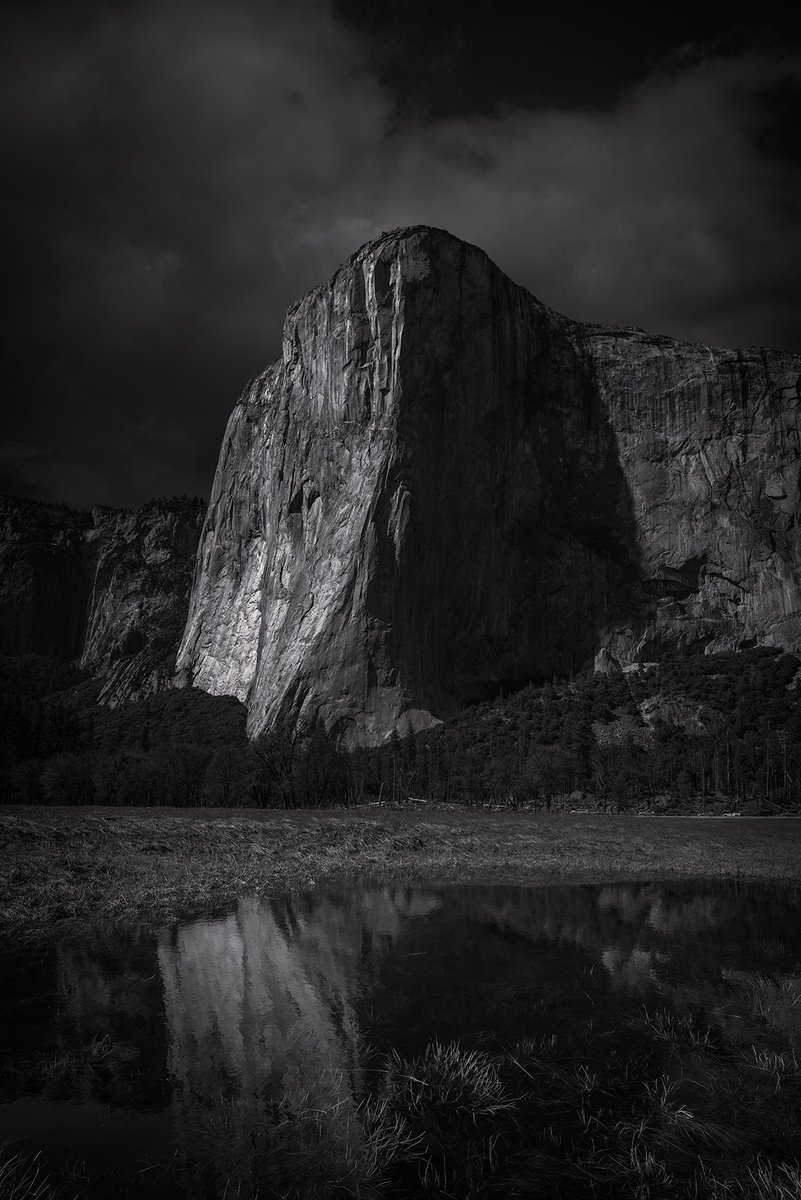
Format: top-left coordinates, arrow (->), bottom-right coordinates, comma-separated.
177,226 -> 801,745
0,495 -> 205,704
576,326 -> 801,665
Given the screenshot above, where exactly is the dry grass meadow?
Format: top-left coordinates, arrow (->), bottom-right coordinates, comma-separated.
2,805 -> 800,944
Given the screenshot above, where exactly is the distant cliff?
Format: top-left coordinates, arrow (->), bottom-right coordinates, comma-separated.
575,324 -> 801,665
177,226 -> 801,745
0,495 -> 204,704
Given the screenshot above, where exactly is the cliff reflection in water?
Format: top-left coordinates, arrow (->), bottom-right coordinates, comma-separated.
10,879 -> 799,1195
151,882 -> 801,1170
156,887 -> 442,1173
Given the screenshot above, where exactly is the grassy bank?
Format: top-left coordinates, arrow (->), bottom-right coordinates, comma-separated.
2,806 -> 801,945
202,1000 -> 801,1200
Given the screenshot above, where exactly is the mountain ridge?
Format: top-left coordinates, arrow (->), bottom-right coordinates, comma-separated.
176,226 -> 801,744
1,227 -> 798,744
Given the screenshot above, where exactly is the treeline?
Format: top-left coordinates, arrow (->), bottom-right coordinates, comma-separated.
0,492 -> 205,525
0,658 -> 358,808
0,648 -> 799,811
0,660 -> 250,806
365,648 -> 801,813
139,494 -> 206,512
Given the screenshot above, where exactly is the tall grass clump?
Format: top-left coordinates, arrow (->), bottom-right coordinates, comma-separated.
0,1150 -> 61,1200
5,999 -> 801,1198
232,1013 -> 801,1199
185,1090 -> 421,1200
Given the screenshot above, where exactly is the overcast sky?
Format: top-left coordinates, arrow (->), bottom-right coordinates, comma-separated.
2,0 -> 799,508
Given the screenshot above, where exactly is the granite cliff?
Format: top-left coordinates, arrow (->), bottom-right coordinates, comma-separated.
177,226 -> 801,745
0,495 -> 204,704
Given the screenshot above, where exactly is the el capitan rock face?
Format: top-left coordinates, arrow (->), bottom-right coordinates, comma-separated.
177,226 -> 801,745
0,495 -> 204,704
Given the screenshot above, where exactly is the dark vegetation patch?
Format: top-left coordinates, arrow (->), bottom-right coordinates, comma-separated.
389,646 -> 801,814
1,646 -> 799,812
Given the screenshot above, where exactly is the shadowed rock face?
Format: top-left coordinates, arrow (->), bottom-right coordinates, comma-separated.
578,327 -> 801,661
177,226 -> 801,745
80,501 -> 205,704
0,499 -> 92,661
0,496 -> 204,704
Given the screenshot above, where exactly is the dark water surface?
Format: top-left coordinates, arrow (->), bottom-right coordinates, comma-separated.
2,879 -> 801,1196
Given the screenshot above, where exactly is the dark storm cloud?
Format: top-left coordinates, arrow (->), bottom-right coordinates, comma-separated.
1,0 -> 799,507
365,51 -> 801,348
2,0 -> 388,507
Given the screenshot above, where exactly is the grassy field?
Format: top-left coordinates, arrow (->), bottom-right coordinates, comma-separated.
2,805 -> 801,945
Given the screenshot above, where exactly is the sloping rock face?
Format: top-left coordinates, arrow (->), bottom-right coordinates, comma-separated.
0,496 -> 204,704
177,226 -> 801,745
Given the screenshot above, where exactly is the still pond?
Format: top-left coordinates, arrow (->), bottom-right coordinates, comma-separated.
2,880 -> 801,1198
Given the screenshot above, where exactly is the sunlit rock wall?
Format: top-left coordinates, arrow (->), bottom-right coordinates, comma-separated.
178,228 -> 640,743
178,226 -> 801,744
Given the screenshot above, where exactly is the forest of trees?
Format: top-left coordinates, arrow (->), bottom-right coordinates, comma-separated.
1,647 -> 799,813
369,648 -> 801,813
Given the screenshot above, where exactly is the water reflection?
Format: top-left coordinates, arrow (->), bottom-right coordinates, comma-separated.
157,889 -> 442,1181
2,879 -> 800,1197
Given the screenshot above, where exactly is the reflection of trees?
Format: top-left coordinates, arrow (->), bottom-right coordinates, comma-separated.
52,931 -> 168,1109
444,881 -> 801,998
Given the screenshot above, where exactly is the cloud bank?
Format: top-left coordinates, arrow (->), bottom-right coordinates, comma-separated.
2,0 -> 799,505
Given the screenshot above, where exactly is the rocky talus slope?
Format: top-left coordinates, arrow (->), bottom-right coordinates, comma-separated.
177,226 -> 801,745
0,496 -> 204,704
